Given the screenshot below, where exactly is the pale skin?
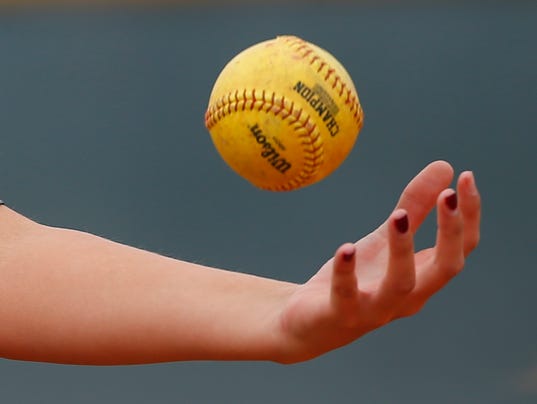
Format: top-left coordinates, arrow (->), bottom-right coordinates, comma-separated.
0,160 -> 481,365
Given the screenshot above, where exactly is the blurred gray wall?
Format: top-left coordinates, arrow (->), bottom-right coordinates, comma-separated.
1,2 -> 536,403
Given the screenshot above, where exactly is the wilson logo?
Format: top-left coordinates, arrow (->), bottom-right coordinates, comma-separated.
248,124 -> 292,174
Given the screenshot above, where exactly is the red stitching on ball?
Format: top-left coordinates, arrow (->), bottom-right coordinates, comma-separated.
281,35 -> 363,127
205,89 -> 324,191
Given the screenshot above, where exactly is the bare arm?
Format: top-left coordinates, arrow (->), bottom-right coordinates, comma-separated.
0,161 -> 481,365
0,207 -> 295,364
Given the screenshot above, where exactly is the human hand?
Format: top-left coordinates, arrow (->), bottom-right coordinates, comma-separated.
277,161 -> 481,363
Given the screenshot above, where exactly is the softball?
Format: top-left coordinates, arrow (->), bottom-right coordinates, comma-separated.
204,35 -> 364,191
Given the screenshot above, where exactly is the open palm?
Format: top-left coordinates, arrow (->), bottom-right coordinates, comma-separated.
278,161 -> 481,363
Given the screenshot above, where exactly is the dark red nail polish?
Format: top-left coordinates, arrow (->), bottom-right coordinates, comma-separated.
445,192 -> 458,210
343,249 -> 355,262
394,214 -> 409,234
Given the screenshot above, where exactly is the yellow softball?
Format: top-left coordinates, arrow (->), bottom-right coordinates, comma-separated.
205,35 -> 364,191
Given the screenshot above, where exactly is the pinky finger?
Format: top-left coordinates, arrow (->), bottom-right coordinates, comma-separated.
330,243 -> 359,310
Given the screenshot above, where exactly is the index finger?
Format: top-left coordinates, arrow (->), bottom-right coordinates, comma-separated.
394,160 -> 454,233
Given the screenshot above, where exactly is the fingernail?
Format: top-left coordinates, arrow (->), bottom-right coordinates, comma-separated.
445,192 -> 458,210
394,213 -> 409,234
343,249 -> 355,262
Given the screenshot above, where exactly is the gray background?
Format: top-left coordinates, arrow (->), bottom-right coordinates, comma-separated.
1,2 -> 536,403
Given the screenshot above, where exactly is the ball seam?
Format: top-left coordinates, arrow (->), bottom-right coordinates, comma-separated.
205,89 -> 324,191
279,35 -> 364,130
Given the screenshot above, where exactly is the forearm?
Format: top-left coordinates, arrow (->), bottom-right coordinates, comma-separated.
0,207 -> 295,365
